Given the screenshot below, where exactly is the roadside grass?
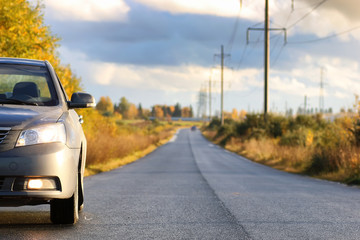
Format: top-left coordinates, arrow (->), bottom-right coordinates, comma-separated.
203,114 -> 360,185
80,108 -> 201,176
84,134 -> 173,176
205,132 -> 313,174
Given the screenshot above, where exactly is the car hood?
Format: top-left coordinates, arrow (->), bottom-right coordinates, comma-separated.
0,105 -> 63,130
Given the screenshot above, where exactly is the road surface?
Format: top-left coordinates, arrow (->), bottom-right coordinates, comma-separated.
1,129 -> 360,239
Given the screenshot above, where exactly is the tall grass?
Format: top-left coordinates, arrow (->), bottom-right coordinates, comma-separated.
78,109 -> 174,167
204,114 -> 360,184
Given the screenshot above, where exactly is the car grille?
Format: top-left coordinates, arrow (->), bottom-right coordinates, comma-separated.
0,128 -> 19,152
0,128 -> 10,144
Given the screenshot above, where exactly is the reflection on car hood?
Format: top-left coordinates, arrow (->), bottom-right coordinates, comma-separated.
0,105 -> 63,129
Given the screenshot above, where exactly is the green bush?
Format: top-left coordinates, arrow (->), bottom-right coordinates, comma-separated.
244,113 -> 264,129
207,117 -> 221,130
305,149 -> 339,174
279,127 -> 309,146
236,121 -> 249,136
216,122 -> 236,139
267,115 -> 289,138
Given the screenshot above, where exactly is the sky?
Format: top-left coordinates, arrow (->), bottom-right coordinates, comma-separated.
31,0 -> 360,116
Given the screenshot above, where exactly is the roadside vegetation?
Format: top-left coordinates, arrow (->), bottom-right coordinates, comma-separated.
79,108 -> 177,176
80,96 -> 200,176
203,112 -> 360,185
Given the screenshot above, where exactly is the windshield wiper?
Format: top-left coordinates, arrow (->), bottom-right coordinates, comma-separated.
0,99 -> 38,106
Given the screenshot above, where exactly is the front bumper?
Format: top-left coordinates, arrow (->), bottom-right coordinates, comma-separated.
0,143 -> 79,206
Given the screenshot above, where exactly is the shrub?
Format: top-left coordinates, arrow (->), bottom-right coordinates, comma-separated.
279,127 -> 311,147
244,113 -> 263,129
215,122 -> 236,144
266,115 -> 289,138
207,117 -> 221,130
305,149 -> 338,174
236,121 -> 249,136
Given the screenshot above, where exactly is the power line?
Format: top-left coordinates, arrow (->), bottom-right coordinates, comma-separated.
270,33 -> 283,56
227,10 -> 241,53
287,0 -> 328,29
288,25 -> 360,44
238,31 -> 263,69
271,44 -> 285,66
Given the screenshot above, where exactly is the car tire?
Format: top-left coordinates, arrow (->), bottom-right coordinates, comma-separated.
50,177 -> 79,224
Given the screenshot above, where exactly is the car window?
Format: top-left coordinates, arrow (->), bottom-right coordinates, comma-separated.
0,64 -> 58,106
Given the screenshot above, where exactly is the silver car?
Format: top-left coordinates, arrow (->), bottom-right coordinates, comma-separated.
0,58 -> 95,224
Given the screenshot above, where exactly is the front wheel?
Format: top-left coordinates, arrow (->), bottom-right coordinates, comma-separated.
50,178 -> 79,224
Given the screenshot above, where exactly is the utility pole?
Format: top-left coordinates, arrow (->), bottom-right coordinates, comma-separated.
304,95 -> 307,114
221,45 -> 225,125
209,74 -> 212,121
264,0 -> 269,122
319,67 -> 325,113
246,0 -> 287,122
214,45 -> 230,125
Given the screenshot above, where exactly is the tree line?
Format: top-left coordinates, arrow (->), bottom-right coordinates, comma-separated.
96,96 -> 194,120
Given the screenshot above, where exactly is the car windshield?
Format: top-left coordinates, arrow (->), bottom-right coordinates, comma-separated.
0,64 -> 58,106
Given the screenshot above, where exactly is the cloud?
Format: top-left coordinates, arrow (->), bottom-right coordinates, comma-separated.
334,91 -> 349,99
90,64 -> 209,92
58,46 -> 262,93
271,54 -> 360,101
133,0 -> 241,18
43,0 -> 130,22
275,0 -> 360,40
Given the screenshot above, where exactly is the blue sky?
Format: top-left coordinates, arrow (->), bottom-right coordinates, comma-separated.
34,0 -> 360,115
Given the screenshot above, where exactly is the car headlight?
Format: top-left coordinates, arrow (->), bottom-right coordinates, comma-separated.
16,123 -> 66,147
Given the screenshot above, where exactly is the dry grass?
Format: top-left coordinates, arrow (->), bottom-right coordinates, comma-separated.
84,134 -> 172,176
84,125 -> 174,176
203,130 -> 360,184
78,109 -> 176,176
223,136 -> 313,173
86,132 -> 171,165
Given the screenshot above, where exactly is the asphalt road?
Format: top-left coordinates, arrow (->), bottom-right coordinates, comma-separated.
1,129 -> 360,239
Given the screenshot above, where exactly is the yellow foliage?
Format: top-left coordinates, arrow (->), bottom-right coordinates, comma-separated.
169,106 -> 175,114
0,0 -> 81,96
154,106 -> 164,119
96,96 -> 114,114
231,108 -> 238,120
305,130 -> 313,146
125,104 -> 138,119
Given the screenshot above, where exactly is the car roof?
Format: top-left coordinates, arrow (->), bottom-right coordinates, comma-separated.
0,58 -> 46,67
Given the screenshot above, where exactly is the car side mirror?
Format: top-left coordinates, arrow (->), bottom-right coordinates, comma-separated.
68,92 -> 96,109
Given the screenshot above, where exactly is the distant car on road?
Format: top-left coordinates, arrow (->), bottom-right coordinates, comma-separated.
191,126 -> 197,131
0,58 -> 95,224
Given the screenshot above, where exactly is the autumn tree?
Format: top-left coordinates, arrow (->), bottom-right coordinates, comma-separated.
189,105 -> 194,117
169,106 -> 175,115
182,107 -> 191,118
142,108 -> 150,118
231,108 -> 238,120
96,96 -> 114,115
0,0 -> 81,96
152,105 -> 164,119
115,97 -> 130,115
125,104 -> 138,119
